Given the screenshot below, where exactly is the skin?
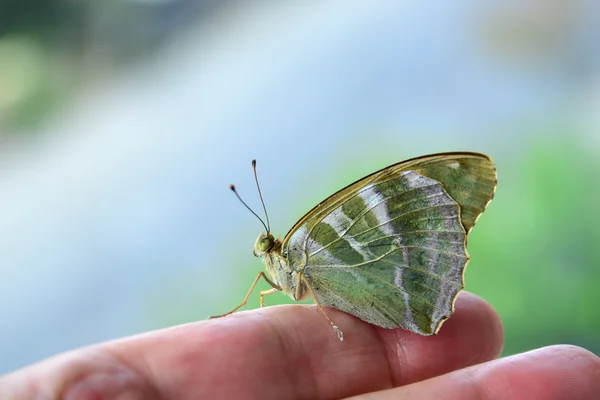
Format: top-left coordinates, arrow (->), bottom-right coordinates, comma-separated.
1,292 -> 599,399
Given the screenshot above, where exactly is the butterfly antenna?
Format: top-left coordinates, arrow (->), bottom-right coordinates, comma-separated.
252,159 -> 271,233
230,184 -> 269,233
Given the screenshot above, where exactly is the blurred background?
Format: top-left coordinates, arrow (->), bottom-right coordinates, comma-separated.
1,0 -> 599,374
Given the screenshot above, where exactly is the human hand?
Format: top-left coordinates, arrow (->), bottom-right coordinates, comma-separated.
1,292 -> 598,399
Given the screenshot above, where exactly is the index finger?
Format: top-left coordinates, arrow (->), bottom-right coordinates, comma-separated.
0,292 -> 503,400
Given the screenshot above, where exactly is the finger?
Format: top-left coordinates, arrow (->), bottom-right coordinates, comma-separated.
110,291 -> 503,399
0,291 -> 502,400
346,345 -> 600,399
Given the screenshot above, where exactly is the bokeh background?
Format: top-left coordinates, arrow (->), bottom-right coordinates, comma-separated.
1,0 -> 599,374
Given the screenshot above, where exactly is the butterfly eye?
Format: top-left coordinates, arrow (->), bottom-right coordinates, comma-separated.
259,236 -> 274,252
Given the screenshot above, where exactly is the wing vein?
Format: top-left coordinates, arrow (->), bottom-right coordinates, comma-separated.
302,180 -> 442,255
309,203 -> 459,257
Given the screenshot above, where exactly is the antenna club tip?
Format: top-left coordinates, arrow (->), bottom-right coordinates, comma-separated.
252,159 -> 256,167
229,184 -> 236,191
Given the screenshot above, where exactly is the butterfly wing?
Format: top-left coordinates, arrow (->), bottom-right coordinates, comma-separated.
281,152 -> 496,335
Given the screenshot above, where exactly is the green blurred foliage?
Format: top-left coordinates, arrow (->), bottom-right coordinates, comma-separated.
206,137 -> 600,357
469,137 -> 600,356
0,1 -> 85,130
0,1 -> 212,132
0,1 -> 81,39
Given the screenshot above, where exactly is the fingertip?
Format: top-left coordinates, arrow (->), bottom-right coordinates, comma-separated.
442,291 -> 504,358
459,345 -> 600,399
346,344 -> 600,400
246,292 -> 503,394
372,291 -> 504,385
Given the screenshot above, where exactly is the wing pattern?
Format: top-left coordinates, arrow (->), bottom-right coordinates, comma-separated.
282,153 -> 496,334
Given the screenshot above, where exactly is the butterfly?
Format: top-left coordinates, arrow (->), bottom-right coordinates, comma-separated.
212,152 -> 497,341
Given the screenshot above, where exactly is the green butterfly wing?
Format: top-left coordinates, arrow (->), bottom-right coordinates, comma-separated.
281,152 -> 496,335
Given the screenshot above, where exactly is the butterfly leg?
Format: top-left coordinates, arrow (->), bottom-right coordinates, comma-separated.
300,274 -> 344,342
259,288 -> 279,307
210,272 -> 281,318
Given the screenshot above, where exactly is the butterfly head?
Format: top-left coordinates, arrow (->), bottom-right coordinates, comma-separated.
231,160 -> 276,257
253,232 -> 275,257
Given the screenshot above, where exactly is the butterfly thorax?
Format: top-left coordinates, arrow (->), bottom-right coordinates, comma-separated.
254,232 -> 309,301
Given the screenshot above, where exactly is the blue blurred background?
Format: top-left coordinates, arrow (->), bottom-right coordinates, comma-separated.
1,1 -> 599,374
